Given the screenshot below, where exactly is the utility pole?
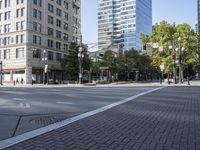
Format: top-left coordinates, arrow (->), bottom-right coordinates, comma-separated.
178,37 -> 182,84
78,34 -> 83,84
171,41 -> 176,84
0,61 -> 2,86
125,50 -> 128,81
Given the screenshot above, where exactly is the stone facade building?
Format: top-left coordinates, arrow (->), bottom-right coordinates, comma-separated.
0,0 -> 81,84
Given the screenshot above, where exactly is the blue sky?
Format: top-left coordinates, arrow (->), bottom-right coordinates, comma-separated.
81,0 -> 197,51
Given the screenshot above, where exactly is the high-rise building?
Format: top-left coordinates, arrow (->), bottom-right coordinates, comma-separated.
0,0 -> 81,84
98,0 -> 152,51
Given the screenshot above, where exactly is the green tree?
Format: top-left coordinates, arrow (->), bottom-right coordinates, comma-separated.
61,42 -> 91,81
149,21 -> 198,78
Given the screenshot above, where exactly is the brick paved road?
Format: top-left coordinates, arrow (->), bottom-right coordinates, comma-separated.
4,86 -> 200,150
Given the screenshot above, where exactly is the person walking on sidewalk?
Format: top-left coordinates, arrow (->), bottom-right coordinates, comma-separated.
21,77 -> 24,85
16,78 -> 19,84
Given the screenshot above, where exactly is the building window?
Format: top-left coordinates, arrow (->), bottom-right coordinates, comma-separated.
48,3 -> 54,13
16,48 -> 24,58
48,27 -> 54,36
33,9 -> 42,20
56,8 -> 61,17
48,39 -> 53,48
4,24 -> 10,33
5,0 -> 10,8
56,42 -> 61,50
16,34 -> 24,44
33,35 -> 37,44
64,12 -> 68,21
56,30 -> 61,39
33,0 -> 42,7
56,53 -> 61,61
48,15 -> 53,24
56,0 -> 61,6
48,51 -> 54,60
21,21 -> 25,30
3,37 -> 10,45
64,1 -> 68,10
33,22 -> 41,32
0,1 -> 2,9
33,49 -> 41,58
63,33 -> 68,41
4,49 -> 10,59
4,11 -> 10,20
63,23 -> 68,31
21,8 -> 24,17
56,19 -> 61,27
64,44 -> 68,51
16,22 -> 20,30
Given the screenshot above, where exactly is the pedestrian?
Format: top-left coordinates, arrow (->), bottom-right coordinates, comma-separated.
13,80 -> 16,86
21,77 -> 24,84
16,78 -> 19,84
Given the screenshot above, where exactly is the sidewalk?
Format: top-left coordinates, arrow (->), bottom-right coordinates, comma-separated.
1,86 -> 200,150
1,80 -> 200,88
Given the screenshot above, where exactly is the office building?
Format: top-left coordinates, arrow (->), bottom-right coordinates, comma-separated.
0,0 -> 81,84
98,0 -> 152,51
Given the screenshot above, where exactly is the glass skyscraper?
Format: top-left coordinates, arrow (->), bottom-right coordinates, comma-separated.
98,0 -> 152,51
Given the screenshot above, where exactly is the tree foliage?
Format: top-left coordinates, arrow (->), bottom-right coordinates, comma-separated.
61,42 -> 91,81
149,21 -> 198,75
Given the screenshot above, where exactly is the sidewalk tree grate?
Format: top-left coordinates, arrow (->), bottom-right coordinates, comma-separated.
30,116 -> 67,126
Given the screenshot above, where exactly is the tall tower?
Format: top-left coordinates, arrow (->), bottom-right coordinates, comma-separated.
98,0 -> 152,51
0,0 -> 81,84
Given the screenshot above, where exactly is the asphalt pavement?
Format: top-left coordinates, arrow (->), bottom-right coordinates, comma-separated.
0,86 -> 157,141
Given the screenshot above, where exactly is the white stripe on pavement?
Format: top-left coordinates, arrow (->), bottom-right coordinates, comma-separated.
0,87 -> 164,150
13,98 -> 26,101
56,102 -> 74,105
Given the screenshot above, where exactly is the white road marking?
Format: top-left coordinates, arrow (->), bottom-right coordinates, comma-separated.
0,103 -> 30,108
56,102 -> 74,105
19,103 -> 31,108
0,87 -> 164,150
13,98 -> 26,101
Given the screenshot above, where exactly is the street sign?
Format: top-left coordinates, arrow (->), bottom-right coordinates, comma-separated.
44,65 -> 48,73
79,73 -> 82,78
160,64 -> 164,71
152,43 -> 159,48
79,47 -> 83,52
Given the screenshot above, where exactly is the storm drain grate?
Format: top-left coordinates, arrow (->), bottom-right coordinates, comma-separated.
30,116 -> 67,126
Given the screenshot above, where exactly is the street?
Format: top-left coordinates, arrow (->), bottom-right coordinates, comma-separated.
1,86 -> 200,150
0,86 -> 156,141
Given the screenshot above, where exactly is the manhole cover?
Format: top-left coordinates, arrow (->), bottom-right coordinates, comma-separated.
30,116 -> 67,126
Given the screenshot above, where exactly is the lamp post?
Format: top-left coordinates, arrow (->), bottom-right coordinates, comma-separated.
169,45 -> 176,84
0,61 -> 3,86
42,50 -> 48,84
178,36 -> 183,84
125,50 -> 128,81
159,64 -> 164,84
78,47 -> 84,84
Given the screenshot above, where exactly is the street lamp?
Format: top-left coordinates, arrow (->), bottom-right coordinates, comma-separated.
169,45 -> 177,84
124,50 -> 128,81
78,47 -> 84,84
159,64 -> 164,84
0,61 -> 3,86
42,50 -> 48,84
178,36 -> 183,84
